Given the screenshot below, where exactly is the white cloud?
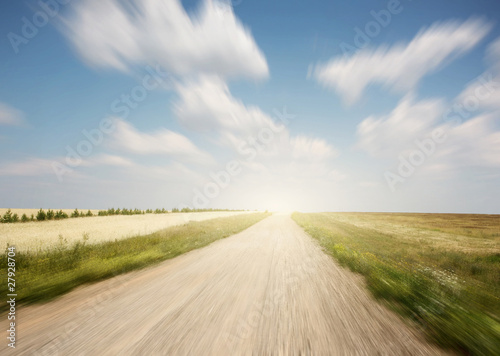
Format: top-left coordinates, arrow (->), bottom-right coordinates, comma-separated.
174,76 -> 286,147
0,103 -> 25,126
356,95 -> 445,157
487,36 -> 500,72
172,75 -> 343,208
0,154 -> 135,178
441,113 -> 500,169
0,158 -> 56,176
456,72 -> 500,112
290,136 -> 338,161
174,76 -> 338,162
455,38 -> 500,112
61,0 -> 268,80
312,18 -> 491,104
108,119 -> 213,164
85,154 -> 135,167
356,96 -> 500,175
327,170 -> 348,182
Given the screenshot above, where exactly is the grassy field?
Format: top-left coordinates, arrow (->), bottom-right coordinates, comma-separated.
0,211 -> 250,252
292,212 -> 500,356
0,212 -> 269,311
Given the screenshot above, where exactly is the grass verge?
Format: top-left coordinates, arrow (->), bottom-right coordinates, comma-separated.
292,212 -> 500,356
1,212 -> 270,311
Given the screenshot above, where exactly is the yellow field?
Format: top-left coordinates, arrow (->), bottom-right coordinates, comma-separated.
0,211 -> 249,252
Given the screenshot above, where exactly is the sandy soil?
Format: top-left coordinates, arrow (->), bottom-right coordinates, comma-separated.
0,211 -> 249,251
2,214 -> 447,355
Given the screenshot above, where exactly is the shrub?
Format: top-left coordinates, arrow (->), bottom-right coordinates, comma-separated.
71,209 -> 79,218
1,209 -> 13,223
55,210 -> 68,219
46,209 -> 55,220
36,209 -> 46,221
21,214 -> 29,223
86,210 -> 93,217
12,213 -> 19,223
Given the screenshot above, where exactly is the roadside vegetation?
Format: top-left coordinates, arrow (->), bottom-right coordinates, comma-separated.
0,207 -> 246,223
292,212 -> 500,356
0,212 -> 269,311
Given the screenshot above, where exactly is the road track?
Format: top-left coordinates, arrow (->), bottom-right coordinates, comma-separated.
4,214 -> 446,355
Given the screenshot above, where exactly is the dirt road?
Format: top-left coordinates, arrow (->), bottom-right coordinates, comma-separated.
4,214 -> 445,355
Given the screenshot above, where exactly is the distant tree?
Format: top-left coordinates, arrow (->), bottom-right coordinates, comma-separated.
21,214 -> 29,223
1,209 -> 13,223
86,210 -> 93,217
46,209 -> 55,220
71,209 -> 80,218
36,209 -> 46,221
55,210 -> 68,219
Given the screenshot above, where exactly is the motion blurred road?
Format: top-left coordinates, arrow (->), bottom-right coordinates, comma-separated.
7,214 -> 445,355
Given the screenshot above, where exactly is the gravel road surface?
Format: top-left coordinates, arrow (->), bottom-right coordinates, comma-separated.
3,214 -> 446,355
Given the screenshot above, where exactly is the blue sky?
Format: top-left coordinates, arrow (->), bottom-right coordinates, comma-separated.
1,0 -> 499,213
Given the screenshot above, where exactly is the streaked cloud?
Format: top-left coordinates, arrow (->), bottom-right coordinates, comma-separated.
312,18 -> 491,104
0,102 -> 25,126
356,95 -> 500,174
0,158 -> 56,176
108,118 -> 213,164
174,76 -> 338,162
356,95 -> 445,157
61,0 -> 268,80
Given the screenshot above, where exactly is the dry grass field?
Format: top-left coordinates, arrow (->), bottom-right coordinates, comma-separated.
0,212 -> 270,309
0,211 -> 249,252
293,212 -> 500,355
323,212 -> 500,254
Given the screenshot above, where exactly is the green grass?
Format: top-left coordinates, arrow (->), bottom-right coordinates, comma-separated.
0,212 -> 269,311
292,212 -> 500,356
